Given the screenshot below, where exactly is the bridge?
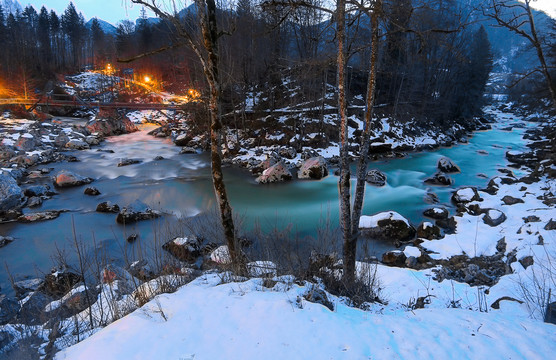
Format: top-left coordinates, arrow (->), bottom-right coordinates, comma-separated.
0,95 -> 187,111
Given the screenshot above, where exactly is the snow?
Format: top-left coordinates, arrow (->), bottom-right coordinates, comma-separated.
403,246 -> 421,258
210,245 -> 231,264
359,211 -> 410,229
55,274 -> 556,360
455,188 -> 477,202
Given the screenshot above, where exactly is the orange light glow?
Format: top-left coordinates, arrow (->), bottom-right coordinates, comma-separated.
188,89 -> 200,98
144,76 -> 151,83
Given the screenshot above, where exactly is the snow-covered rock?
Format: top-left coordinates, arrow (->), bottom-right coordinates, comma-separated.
483,209 -> 507,227
359,211 -> 416,242
451,187 -> 482,204
423,207 -> 449,220
162,236 -> 202,263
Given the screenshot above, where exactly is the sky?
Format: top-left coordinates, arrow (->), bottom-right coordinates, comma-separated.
21,0 -> 157,24
17,0 -> 556,25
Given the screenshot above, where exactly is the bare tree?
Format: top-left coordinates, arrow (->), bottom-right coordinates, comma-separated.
129,0 -> 245,273
486,0 -> 556,109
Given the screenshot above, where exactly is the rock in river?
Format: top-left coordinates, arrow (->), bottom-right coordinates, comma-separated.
96,201 -> 120,213
424,172 -> 453,186
298,156 -> 328,180
0,172 -> 24,211
256,161 -> 292,184
53,170 -> 93,188
116,200 -> 161,224
366,169 -> 387,186
437,156 -> 460,173
18,210 -> 61,223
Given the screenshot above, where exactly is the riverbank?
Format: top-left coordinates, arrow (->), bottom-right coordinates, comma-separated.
0,104 -> 554,358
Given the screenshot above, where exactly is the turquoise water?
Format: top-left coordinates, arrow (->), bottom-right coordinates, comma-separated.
0,111 -> 530,291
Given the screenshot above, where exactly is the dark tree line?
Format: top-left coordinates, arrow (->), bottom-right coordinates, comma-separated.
0,0 -> 500,121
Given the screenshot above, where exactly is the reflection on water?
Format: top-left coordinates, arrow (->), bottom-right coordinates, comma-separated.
0,117 -> 530,292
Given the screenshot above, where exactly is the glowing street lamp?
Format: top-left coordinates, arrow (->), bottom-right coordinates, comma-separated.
144,76 -> 151,83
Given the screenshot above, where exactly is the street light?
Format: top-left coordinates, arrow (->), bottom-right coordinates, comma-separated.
144,76 -> 151,83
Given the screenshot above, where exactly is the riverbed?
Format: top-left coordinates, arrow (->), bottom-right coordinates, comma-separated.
0,107 -> 531,293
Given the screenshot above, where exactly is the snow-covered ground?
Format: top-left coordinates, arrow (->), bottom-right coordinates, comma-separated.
55,272 -> 556,360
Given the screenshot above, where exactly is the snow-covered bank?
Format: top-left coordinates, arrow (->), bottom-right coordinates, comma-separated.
55,274 -> 556,360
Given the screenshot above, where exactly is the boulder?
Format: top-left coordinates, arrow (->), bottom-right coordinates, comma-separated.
87,116 -> 138,137
451,187 -> 482,204
256,161 -> 292,184
117,158 -> 142,167
53,170 -> 93,188
84,187 -> 101,196
0,295 -> 18,325
298,156 -> 328,180
423,207 -> 449,220
369,142 -> 392,153
519,256 -> 534,270
13,278 -> 44,298
0,172 -> 24,211
24,185 -> 54,197
382,250 -> 407,267
436,216 -> 457,234
506,150 -> 533,166
483,209 -> 507,227
501,195 -> 524,205
65,139 -> 89,150
484,176 -> 517,195
366,169 -> 387,186
116,200 -> 161,224
0,235 -> 14,248
162,236 -> 202,263
545,219 -> 556,231
42,268 -> 83,298
16,291 -> 52,325
417,222 -> 441,240
523,215 -> 541,223
15,134 -> 36,151
437,156 -> 460,173
85,135 -> 102,146
424,172 -> 453,186
173,133 -> 191,146
96,201 -> 120,213
26,196 -> 43,207
279,147 -> 297,159
359,211 -> 416,242
18,210 -> 61,223
54,133 -> 70,147
179,147 -> 197,154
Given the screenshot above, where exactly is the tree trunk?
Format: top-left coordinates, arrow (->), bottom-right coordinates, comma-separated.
337,0 -> 353,283
345,1 -> 381,284
199,0 -> 245,274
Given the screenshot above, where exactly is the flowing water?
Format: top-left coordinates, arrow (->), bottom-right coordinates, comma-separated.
0,109 -> 531,292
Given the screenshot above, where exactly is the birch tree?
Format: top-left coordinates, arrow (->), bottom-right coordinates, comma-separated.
129,0 -> 245,273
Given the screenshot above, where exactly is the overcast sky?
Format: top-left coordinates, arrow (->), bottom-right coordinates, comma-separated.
19,0 -> 556,25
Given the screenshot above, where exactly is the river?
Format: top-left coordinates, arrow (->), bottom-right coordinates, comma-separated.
0,107 -> 531,293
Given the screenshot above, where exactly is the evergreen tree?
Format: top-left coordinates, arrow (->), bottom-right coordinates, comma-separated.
38,6 -> 52,73
61,2 -> 85,69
